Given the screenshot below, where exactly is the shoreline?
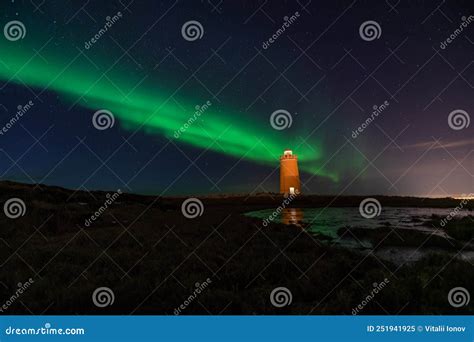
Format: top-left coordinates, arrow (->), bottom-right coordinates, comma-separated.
1,180 -> 472,210
0,180 -> 472,314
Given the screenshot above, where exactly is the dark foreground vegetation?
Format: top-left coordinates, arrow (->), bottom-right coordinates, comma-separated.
0,181 -> 472,314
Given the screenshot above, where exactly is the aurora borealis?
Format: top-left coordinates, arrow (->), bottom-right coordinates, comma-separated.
0,39 -> 337,180
0,1 -> 472,196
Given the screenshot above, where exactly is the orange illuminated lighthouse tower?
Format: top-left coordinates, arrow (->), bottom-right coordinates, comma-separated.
280,149 -> 300,195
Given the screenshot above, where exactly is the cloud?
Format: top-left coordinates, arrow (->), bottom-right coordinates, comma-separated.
404,138 -> 474,150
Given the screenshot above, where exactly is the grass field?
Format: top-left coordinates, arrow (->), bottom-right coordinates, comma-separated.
0,181 -> 472,314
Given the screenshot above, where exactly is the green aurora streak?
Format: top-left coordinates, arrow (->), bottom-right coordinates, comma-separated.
0,38 -> 341,181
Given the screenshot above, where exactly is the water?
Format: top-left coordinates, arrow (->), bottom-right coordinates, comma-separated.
245,207 -> 473,265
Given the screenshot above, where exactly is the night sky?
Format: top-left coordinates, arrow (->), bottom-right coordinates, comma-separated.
0,0 -> 472,197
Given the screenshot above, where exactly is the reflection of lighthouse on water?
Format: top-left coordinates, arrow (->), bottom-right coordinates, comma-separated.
281,208 -> 304,227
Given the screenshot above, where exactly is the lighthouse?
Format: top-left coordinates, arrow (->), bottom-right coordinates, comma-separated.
280,149 -> 300,195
